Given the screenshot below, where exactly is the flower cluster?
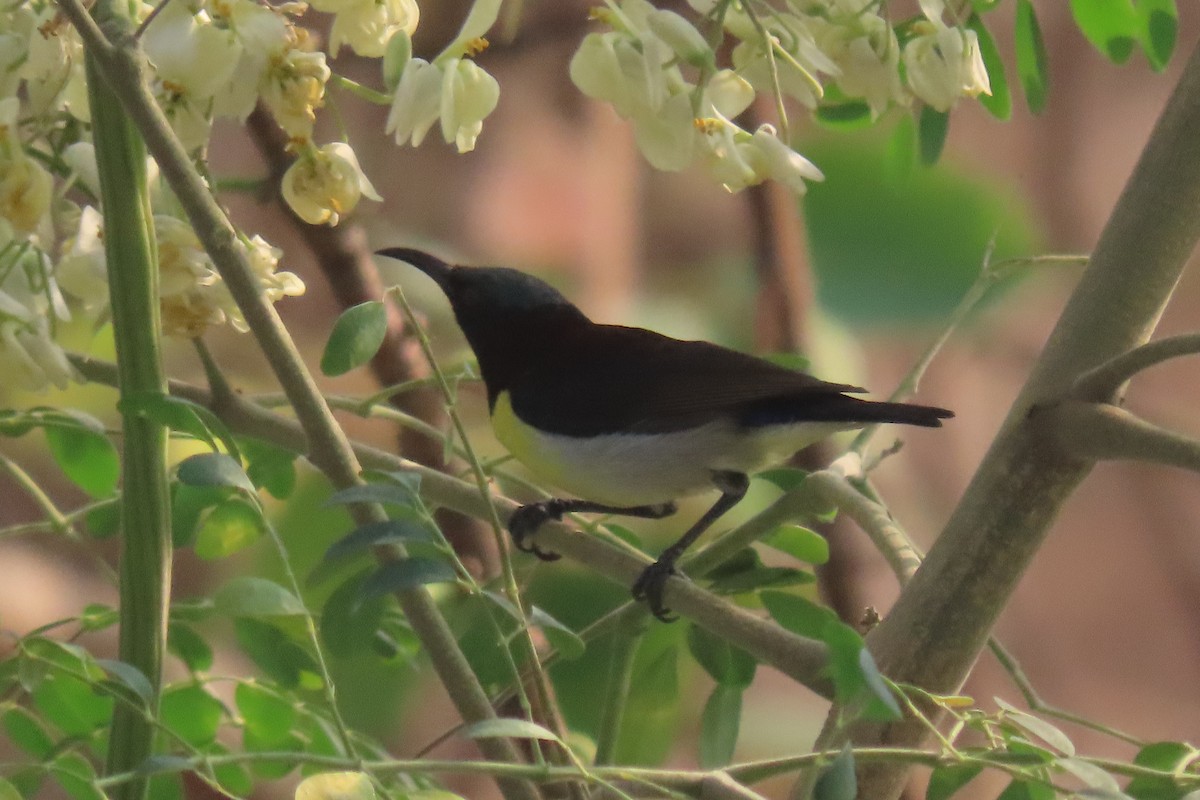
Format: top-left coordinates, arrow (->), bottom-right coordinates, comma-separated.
0,2 -> 307,392
568,0 -> 992,195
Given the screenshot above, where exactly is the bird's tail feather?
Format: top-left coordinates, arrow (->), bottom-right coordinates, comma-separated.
742,395 -> 953,428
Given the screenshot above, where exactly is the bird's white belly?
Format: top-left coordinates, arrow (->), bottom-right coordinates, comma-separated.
491,392 -> 851,505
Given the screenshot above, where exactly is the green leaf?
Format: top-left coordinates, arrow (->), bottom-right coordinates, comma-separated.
995,698 -> 1075,755
236,682 -> 296,746
119,393 -> 239,461
617,644 -> 680,766
235,619 -> 320,689
320,570 -> 388,659
160,684 -> 225,747
210,746 -> 254,797
194,496 -> 266,559
85,500 -> 120,539
529,606 -> 586,660
756,468 -> 808,492
32,672 -> 113,736
814,745 -> 856,800
764,525 -> 829,565
96,658 -> 154,707
2,705 -> 56,758
51,752 -> 103,800
995,779 -> 1056,800
0,776 -> 21,800
80,603 -> 119,632
296,772 -> 377,800
1137,0 -> 1177,71
463,718 -> 561,742
698,684 -> 741,768
168,622 -> 214,672
243,727 -> 303,778
1070,0 -> 1139,63
361,558 -> 457,599
1125,741 -> 1192,800
760,591 -> 836,640
815,101 -> 873,130
323,519 -> 436,563
856,647 -> 902,721
321,300 -> 388,376
176,452 -> 256,496
918,106 -> 949,166
686,625 -> 756,688
242,439 -> 297,500
926,764 -> 984,800
1058,757 -> 1122,794
1015,0 -> 1050,113
709,565 -> 814,594
214,577 -> 307,618
325,483 -> 419,510
968,14 -> 1010,120
171,483 -> 229,549
45,424 -> 118,498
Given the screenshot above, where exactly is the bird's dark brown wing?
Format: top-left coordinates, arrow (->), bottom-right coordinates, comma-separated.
507,324 -> 866,436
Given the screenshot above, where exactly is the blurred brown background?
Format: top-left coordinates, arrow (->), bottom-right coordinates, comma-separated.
4,2 -> 1200,798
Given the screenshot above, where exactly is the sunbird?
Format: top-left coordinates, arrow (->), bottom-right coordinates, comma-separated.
378,248 -> 952,620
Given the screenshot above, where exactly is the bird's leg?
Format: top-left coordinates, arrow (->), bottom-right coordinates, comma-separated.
632,471 -> 750,622
507,498 -> 678,561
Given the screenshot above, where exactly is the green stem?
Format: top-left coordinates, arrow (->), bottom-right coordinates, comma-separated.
84,33 -> 171,800
59,6 -> 540,799
592,614 -> 647,766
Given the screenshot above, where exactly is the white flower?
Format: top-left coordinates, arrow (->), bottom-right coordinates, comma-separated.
903,22 -> 991,112
439,57 -> 500,153
308,0 -> 419,58
210,0 -> 293,120
645,9 -> 713,68
56,205 -> 110,312
260,46 -> 330,142
143,1 -> 242,101
0,97 -> 54,234
280,142 -> 381,226
386,56 -> 500,153
386,58 -> 444,147
806,11 -> 903,118
749,126 -> 824,195
0,321 -> 78,391
218,235 -> 304,331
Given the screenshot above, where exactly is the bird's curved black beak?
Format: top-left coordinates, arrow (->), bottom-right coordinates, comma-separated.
376,247 -> 453,295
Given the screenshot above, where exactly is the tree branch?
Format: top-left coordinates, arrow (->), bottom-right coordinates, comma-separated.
1072,332 -> 1200,401
852,40 -> 1200,799
1035,399 -> 1200,473
71,354 -> 835,697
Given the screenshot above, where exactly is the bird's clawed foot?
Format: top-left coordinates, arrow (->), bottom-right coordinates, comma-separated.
506,501 -> 564,561
632,556 -> 683,622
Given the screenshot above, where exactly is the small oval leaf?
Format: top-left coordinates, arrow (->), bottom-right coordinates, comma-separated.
45,424 -> 119,498
321,301 -> 388,377
177,452 -> 256,496
361,558 -> 457,598
215,577 -> 307,618
323,519 -> 435,563
463,718 -> 560,742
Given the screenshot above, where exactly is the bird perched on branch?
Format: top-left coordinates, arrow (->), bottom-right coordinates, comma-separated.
378,248 -> 952,620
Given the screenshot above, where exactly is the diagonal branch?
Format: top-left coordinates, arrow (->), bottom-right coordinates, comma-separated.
71,354 -> 835,697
